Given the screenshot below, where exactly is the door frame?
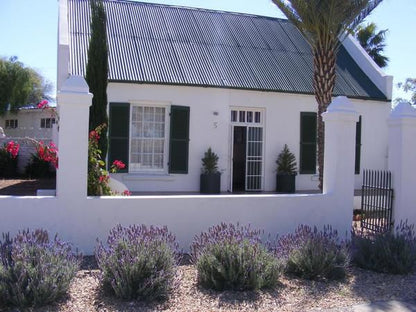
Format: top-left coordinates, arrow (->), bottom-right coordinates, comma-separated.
229,107 -> 265,192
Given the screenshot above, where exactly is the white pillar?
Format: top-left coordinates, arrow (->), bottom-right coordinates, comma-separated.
56,76 -> 92,198
322,96 -> 359,227
388,102 -> 416,226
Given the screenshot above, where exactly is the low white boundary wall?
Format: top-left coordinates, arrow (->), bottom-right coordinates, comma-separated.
1,193 -> 343,254
0,77 -> 361,254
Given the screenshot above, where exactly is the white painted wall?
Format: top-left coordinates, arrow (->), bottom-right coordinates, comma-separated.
108,83 -> 390,192
388,102 -> 416,227
0,77 -> 360,256
0,193 -> 346,255
0,109 -> 56,140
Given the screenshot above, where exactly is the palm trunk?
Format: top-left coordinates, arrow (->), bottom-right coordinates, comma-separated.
313,46 -> 336,191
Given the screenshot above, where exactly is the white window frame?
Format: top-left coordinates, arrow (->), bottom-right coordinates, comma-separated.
128,102 -> 169,174
229,107 -> 266,191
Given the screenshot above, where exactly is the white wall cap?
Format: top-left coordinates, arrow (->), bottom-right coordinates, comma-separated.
390,101 -> 416,118
60,75 -> 90,94
326,96 -> 356,113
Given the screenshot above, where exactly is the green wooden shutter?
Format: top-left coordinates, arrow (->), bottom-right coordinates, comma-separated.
300,112 -> 317,174
109,103 -> 130,173
355,116 -> 362,174
169,106 -> 190,174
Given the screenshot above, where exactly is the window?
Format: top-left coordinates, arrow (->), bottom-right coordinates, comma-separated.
40,118 -> 55,128
130,106 -> 166,171
5,119 -> 18,129
231,109 -> 262,124
108,103 -> 190,174
300,112 -> 317,174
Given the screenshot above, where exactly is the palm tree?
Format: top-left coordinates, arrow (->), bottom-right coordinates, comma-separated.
271,0 -> 383,190
355,22 -> 388,68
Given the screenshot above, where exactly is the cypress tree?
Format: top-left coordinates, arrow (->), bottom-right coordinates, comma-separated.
85,0 -> 109,158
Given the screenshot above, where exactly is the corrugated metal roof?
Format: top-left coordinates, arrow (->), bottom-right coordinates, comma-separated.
67,0 -> 387,100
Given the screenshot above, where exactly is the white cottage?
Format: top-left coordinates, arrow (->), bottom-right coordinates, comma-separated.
58,0 -> 392,193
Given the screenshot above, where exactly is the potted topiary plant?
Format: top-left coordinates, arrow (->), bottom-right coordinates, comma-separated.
276,144 -> 297,193
200,147 -> 221,194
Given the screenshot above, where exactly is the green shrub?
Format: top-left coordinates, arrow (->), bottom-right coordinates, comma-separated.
0,141 -> 19,178
25,154 -> 55,178
95,224 -> 179,302
352,221 -> 416,274
197,239 -> 282,291
276,225 -> 349,280
0,229 -> 81,309
192,223 -> 282,291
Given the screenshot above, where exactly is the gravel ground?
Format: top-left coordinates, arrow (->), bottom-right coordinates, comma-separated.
15,263 -> 414,312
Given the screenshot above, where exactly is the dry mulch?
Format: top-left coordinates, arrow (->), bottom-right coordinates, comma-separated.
19,260 -> 415,312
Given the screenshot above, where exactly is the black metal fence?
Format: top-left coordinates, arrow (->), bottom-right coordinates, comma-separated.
360,170 -> 394,233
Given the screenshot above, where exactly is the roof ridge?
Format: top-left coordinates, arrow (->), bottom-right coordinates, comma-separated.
105,0 -> 288,22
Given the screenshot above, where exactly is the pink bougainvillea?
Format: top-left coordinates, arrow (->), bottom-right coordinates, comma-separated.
89,130 -> 100,142
88,124 -> 130,196
37,100 -> 49,109
5,141 -> 20,159
37,141 -> 59,169
112,160 -> 126,170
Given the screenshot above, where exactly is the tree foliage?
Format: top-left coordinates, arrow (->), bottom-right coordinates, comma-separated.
271,0 -> 383,190
0,56 -> 52,116
86,0 -> 109,158
397,78 -> 416,106
355,22 -> 389,68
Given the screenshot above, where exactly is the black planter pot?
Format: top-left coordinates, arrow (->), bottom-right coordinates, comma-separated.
200,173 -> 221,194
276,174 -> 296,193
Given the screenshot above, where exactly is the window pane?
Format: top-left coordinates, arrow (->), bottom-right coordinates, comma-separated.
154,154 -> 163,168
130,105 -> 165,170
143,140 -> 152,153
231,110 -> 237,122
255,112 -> 261,123
154,124 -> 164,138
154,140 -> 164,153
142,154 -> 152,167
155,107 -> 165,122
144,107 -> 154,121
239,111 -> 245,122
247,111 -> 253,123
131,122 -> 142,137
143,122 -> 154,137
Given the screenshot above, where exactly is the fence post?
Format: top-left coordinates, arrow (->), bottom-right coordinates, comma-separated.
322,96 -> 359,229
56,76 -> 92,198
388,102 -> 416,227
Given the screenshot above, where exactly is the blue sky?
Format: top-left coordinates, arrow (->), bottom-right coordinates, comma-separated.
0,0 -> 415,103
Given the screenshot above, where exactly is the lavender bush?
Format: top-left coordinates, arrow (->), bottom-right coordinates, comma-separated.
352,221 -> 416,274
0,229 -> 81,309
275,225 -> 349,280
190,222 -> 263,263
191,223 -> 282,291
95,224 -> 180,302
